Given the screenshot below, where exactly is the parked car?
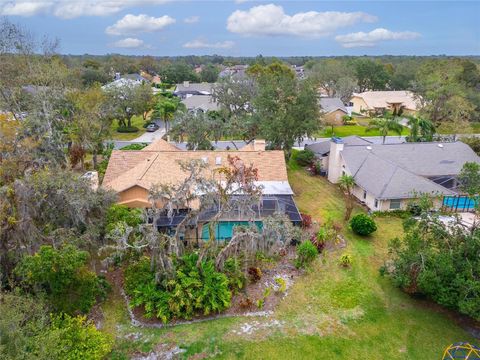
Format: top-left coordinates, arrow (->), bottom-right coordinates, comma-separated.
146,123 -> 159,132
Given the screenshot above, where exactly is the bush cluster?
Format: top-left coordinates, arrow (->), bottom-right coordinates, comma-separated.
116,126 -> 139,133
388,215 -> 480,320
105,204 -> 143,233
296,149 -> 315,166
350,213 -> 377,236
126,254 -> 231,323
15,245 -> 108,314
295,241 -> 318,268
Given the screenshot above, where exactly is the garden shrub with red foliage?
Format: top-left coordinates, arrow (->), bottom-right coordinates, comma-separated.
301,213 -> 312,228
247,267 -> 262,282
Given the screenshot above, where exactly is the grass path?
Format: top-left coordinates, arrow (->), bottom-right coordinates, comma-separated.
103,164 -> 477,359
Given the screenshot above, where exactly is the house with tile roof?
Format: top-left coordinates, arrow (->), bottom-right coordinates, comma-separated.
102,138 -> 301,239
325,138 -> 480,211
350,91 -> 421,116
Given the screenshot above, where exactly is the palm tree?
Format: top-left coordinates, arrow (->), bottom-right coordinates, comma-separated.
154,99 -> 177,132
339,174 -> 356,221
406,116 -> 436,142
366,112 -> 403,144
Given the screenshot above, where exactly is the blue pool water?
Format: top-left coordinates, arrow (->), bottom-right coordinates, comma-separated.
443,196 -> 478,210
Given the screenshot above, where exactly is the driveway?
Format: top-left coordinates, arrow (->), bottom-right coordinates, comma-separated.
130,128 -> 166,142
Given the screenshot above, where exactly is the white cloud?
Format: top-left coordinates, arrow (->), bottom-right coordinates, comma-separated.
106,14 -> 175,36
184,15 -> 199,24
0,0 -> 170,18
227,4 -> 377,37
335,28 -> 421,48
112,37 -> 146,48
183,39 -> 235,49
0,1 -> 51,16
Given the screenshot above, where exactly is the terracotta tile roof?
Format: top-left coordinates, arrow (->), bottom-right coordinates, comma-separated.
102,139 -> 288,193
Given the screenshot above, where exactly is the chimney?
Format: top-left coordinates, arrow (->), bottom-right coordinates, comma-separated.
254,139 -> 266,151
183,81 -> 190,88
327,137 -> 344,183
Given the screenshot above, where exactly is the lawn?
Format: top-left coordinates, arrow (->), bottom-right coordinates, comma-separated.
109,115 -> 147,141
316,123 -> 409,139
103,162 -> 477,359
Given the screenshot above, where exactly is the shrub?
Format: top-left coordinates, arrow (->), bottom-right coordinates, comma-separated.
274,277 -> 287,293
311,231 -> 326,253
301,213 -> 313,228
406,203 -> 422,216
295,241 -> 318,268
256,287 -> 271,309
127,253 -> 231,323
339,253 -> 353,267
120,143 -> 148,150
15,245 -> 108,314
248,267 -> 262,282
239,295 -> 253,309
105,204 -> 143,233
124,257 -> 154,296
0,294 -> 112,360
350,213 -> 377,236
116,126 -> 139,133
44,314 -> 113,360
296,149 -> 315,166
223,257 -> 246,293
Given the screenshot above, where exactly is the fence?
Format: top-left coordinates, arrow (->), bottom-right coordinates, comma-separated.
442,196 -> 478,212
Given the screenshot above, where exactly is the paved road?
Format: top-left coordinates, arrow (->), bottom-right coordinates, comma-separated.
108,133 -> 477,150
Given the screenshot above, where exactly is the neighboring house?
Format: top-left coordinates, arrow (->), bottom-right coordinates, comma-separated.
102,77 -> 142,90
219,65 -> 249,79
174,81 -> 214,99
102,73 -> 150,90
291,65 -> 305,79
325,138 -> 480,211
182,95 -> 219,113
102,138 -> 301,240
320,97 -> 348,126
350,91 -> 420,116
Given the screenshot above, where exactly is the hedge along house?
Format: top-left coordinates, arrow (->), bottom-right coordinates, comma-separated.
102,138 -> 302,241
326,138 -> 480,211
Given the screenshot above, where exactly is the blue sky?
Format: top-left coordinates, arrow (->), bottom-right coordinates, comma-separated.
1,1 -> 479,56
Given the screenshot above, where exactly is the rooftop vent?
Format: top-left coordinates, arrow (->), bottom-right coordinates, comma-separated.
215,156 -> 222,165
201,156 -> 208,164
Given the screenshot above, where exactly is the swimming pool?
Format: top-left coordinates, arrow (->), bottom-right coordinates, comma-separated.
443,196 -> 478,210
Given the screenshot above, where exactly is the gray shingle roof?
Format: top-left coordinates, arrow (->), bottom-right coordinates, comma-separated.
174,83 -> 213,94
182,95 -> 219,112
319,97 -> 347,114
306,136 -> 372,156
341,141 -> 480,199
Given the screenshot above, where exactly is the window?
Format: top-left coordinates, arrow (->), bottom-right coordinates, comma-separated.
390,199 -> 402,210
363,191 -> 367,200
374,199 -> 378,208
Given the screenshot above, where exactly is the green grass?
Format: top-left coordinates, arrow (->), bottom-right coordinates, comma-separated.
316,123 -> 409,138
103,164 -> 477,359
109,115 -> 147,141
